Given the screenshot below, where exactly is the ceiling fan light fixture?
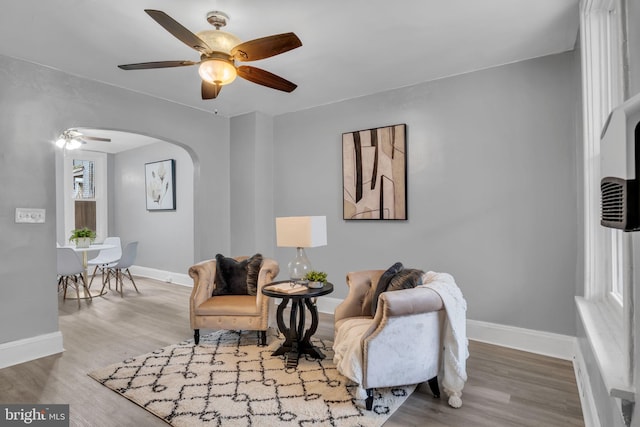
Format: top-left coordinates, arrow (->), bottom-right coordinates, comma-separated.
196,30 -> 241,54
55,130 -> 84,150
55,137 -> 67,148
198,58 -> 237,85
66,139 -> 82,150
55,135 -> 82,150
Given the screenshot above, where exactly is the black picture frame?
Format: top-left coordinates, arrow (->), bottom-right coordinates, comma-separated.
145,159 -> 176,211
342,124 -> 407,220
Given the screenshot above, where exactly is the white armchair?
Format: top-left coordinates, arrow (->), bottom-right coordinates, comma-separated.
333,269 -> 444,410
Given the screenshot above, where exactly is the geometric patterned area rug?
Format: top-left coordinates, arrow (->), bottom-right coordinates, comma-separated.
88,329 -> 416,427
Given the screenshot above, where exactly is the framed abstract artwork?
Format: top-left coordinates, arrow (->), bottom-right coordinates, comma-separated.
145,159 -> 176,211
342,124 -> 407,220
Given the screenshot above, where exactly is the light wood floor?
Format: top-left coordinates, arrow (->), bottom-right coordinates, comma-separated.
0,277 -> 584,426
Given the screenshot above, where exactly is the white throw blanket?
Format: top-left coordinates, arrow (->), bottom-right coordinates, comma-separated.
333,318 -> 372,399
420,271 -> 469,408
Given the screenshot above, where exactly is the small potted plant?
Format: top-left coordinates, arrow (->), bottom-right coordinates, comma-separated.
69,227 -> 96,248
304,270 -> 327,289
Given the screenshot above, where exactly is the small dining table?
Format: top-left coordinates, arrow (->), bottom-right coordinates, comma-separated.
62,243 -> 115,298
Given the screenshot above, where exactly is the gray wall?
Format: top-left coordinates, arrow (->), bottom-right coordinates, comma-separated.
2,46 -> 580,351
230,112 -> 276,257
0,53 -> 230,345
113,142 -> 194,274
270,51 -> 581,335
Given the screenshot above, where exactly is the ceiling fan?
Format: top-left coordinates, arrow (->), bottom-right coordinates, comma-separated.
55,129 -> 111,150
118,9 -> 302,99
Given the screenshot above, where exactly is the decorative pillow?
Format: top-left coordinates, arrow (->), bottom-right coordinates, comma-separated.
245,255 -> 263,295
213,253 -> 263,296
370,262 -> 404,317
386,268 -> 425,292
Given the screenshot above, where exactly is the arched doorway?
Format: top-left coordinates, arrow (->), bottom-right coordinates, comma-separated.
55,128 -> 196,284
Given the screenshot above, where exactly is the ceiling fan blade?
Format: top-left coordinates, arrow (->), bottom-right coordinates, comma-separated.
145,9 -> 212,54
202,80 -> 221,100
231,32 -> 302,62
81,136 -> 111,142
237,66 -> 297,92
118,60 -> 197,70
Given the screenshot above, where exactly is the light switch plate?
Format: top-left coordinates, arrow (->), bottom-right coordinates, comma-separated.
15,208 -> 46,223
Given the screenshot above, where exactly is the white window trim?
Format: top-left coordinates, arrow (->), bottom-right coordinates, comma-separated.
63,150 -> 108,243
577,0 -> 634,402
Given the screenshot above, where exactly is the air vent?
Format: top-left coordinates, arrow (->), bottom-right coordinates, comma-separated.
601,178 -> 625,226
601,177 -> 639,230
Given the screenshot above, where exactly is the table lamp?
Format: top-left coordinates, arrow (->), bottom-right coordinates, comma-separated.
276,216 -> 327,279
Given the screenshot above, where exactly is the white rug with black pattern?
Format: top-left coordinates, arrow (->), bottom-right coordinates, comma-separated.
88,330 -> 415,426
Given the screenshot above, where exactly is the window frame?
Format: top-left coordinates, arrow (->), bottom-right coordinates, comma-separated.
578,0 -> 634,402
63,151 -> 108,242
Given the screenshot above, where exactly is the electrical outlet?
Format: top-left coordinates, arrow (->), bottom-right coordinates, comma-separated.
15,208 -> 46,223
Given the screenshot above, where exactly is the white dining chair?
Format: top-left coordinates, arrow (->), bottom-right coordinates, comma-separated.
57,247 -> 92,307
87,236 -> 122,289
102,241 -> 139,297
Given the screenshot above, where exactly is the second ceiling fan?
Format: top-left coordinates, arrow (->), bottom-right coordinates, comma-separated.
118,9 -> 302,99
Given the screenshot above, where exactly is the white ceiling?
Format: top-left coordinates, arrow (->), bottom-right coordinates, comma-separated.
0,0 -> 579,151
72,129 -> 162,154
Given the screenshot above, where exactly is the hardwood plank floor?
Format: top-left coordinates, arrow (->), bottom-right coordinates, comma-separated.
0,277 -> 584,426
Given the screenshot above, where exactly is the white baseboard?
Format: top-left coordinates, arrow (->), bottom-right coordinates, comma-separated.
466,319 -> 576,361
317,296 -> 342,315
0,331 -> 64,369
321,298 -> 575,361
573,343 -> 601,427
129,265 -> 192,287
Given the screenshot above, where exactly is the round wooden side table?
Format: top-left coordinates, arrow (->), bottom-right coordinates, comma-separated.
262,281 -> 334,368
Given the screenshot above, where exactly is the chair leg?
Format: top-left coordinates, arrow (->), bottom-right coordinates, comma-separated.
102,266 -> 112,290
117,269 -> 124,297
100,269 -> 110,295
62,277 -> 69,300
79,273 -> 92,302
88,265 -> 99,287
107,268 -> 115,290
125,268 -> 139,293
194,329 -> 200,345
258,330 -> 267,346
365,388 -> 374,410
428,376 -> 441,398
72,276 -> 81,308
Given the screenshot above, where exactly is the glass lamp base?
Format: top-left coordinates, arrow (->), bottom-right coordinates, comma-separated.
288,247 -> 312,280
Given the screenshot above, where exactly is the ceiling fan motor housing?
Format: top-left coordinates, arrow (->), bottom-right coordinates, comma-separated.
206,11 -> 229,29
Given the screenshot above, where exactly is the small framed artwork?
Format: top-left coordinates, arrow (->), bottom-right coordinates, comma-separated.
145,159 -> 176,211
342,124 -> 407,220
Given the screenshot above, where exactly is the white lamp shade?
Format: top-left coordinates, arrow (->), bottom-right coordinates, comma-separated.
276,216 -> 327,248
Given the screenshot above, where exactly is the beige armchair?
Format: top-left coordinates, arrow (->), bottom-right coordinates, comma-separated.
333,269 -> 444,410
188,256 -> 279,346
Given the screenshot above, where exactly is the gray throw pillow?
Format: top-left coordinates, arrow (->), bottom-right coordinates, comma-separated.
213,253 -> 263,296
386,268 -> 424,292
370,262 -> 404,317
